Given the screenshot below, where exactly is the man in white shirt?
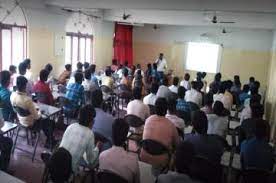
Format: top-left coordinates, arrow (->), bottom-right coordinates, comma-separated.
143,83 -> 159,106
82,69 -> 97,91
157,77 -> 172,99
60,105 -> 100,172
127,87 -> 150,121
155,53 -> 167,79
185,81 -> 202,107
169,77 -> 179,94
213,82 -> 232,110
180,73 -> 191,90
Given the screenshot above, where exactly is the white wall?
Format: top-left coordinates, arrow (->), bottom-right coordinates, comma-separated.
134,25 -> 274,51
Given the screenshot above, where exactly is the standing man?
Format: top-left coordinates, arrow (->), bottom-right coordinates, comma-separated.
155,53 -> 167,80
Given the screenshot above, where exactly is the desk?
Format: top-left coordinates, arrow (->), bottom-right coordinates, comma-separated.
0,170 -> 25,183
35,103 -> 62,118
0,121 -> 18,135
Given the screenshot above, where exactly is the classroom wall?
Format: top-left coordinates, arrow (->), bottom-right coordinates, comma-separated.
21,1 -> 114,79
133,25 -> 273,88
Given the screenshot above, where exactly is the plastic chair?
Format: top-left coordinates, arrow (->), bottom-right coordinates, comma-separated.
97,169 -> 128,183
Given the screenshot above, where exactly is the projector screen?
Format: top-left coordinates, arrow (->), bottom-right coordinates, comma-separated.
186,42 -> 221,73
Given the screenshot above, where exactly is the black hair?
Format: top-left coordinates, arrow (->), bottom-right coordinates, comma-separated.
178,86 -> 186,99
251,103 -> 264,119
23,58 -> 31,69
122,68 -> 128,77
74,72 -> 83,83
105,68 -> 112,76
112,59 -> 117,65
89,64 -> 96,74
39,69 -> 49,82
242,84 -> 250,93
45,64 -> 53,73
155,98 -> 168,116
18,62 -> 27,75
112,118 -> 130,146
48,147 -> 72,183
204,93 -> 213,106
65,64 -> 72,71
214,73 -> 222,82
254,81 -> 260,89
9,65 -> 16,73
84,69 -> 91,80
0,71 -> 11,87
191,81 -> 198,89
173,77 -> 179,86
133,87 -> 142,100
79,104 -> 96,127
225,80 -> 233,90
137,64 -> 141,69
83,62 -> 90,70
77,62 -> 83,70
184,73 -> 190,81
151,83 -> 159,94
124,61 -> 128,66
249,77 -> 255,82
201,72 -> 207,79
163,77 -> 169,86
147,63 -> 151,69
234,75 -> 241,86
167,98 -> 177,113
91,90 -> 103,108
255,119 -> 270,140
218,82 -> 226,93
191,110 -> 208,134
153,63 -> 157,70
16,76 -> 28,92
213,101 -> 224,116
175,142 -> 195,174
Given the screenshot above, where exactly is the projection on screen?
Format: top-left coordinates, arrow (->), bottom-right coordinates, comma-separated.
186,42 -> 220,73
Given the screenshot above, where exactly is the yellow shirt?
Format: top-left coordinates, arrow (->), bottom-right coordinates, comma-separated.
102,76 -> 114,88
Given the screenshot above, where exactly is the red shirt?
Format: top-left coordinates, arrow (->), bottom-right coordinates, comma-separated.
32,80 -> 54,105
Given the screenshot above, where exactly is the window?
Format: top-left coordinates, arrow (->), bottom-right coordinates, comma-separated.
65,32 -> 93,69
186,42 -> 221,73
0,24 -> 27,70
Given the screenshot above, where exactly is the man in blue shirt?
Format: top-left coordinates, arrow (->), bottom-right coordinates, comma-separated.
0,71 -> 15,121
176,86 -> 190,112
65,72 -> 85,112
241,119 -> 274,171
91,90 -> 114,150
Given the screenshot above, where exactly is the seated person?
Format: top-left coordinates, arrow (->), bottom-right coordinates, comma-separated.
83,62 -> 90,70
58,64 -> 72,85
23,59 -> 33,81
32,69 -> 54,105
231,75 -> 241,94
156,142 -> 200,183
185,81 -> 202,107
68,62 -> 83,84
143,83 -> 159,106
156,77 -> 172,99
207,101 -> 228,138
185,110 -> 224,163
240,95 -> 261,123
239,103 -> 264,145
213,81 -> 232,110
60,105 -> 100,173
151,63 -> 161,82
201,93 -> 213,114
176,86 -> 190,112
99,119 -> 140,183
166,98 -> 185,132
44,63 -> 53,83
14,62 -> 33,96
239,84 -> 250,106
140,98 -> 179,169
64,72 -> 85,112
10,76 -> 55,148
180,73 -> 191,90
132,70 -> 145,93
91,90 -> 114,146
101,67 -> 114,89
127,87 -> 150,121
0,71 -> 15,121
224,80 -> 234,109
8,65 -> 16,90
241,119 -> 274,171
89,64 -> 99,88
82,69 -> 94,91
0,127 -> 13,172
169,77 -> 179,94
120,68 -> 131,88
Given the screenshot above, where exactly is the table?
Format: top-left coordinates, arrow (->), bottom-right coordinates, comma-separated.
0,121 -> 18,135
35,103 -> 62,118
0,170 -> 25,183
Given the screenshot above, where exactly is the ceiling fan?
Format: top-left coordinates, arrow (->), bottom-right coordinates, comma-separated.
122,12 -> 131,20
61,7 -> 101,19
205,12 -> 236,24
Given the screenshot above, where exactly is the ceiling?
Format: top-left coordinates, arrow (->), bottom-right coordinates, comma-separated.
44,0 -> 276,29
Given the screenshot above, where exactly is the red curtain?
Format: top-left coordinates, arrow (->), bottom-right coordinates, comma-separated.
113,23 -> 133,66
